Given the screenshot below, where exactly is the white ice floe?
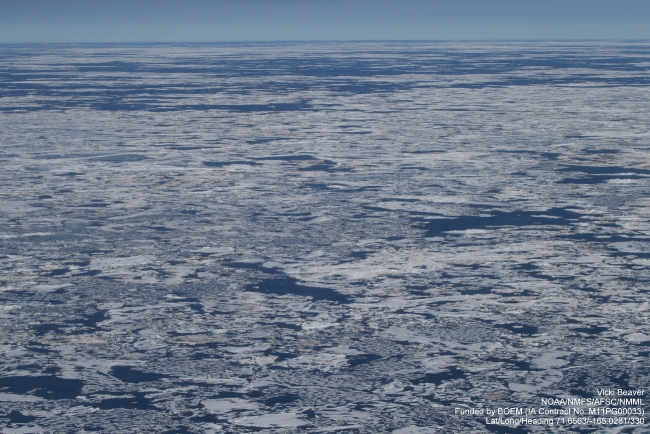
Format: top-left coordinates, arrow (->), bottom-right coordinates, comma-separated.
190,247 -> 234,255
90,255 -> 156,269
0,393 -> 44,402
230,412 -> 308,427
202,398 -> 260,413
608,242 -> 650,254
393,427 -> 440,434
624,333 -> 650,343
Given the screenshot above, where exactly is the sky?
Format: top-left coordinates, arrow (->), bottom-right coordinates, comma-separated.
0,0 -> 649,43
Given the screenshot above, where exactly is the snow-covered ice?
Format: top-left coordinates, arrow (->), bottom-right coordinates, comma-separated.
0,41 -> 649,432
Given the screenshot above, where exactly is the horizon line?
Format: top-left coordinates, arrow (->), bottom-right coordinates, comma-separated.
2,38 -> 650,46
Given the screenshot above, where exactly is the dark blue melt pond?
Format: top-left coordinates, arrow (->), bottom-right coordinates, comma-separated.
420,208 -> 581,237
203,160 -> 258,167
557,165 -> 650,184
0,376 -> 84,400
3,411 -> 37,423
246,277 -> 351,303
110,366 -> 167,383
256,154 -> 316,161
411,366 -> 466,385
558,165 -> 650,175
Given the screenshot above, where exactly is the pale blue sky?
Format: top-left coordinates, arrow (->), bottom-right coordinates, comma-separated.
1,0 -> 649,43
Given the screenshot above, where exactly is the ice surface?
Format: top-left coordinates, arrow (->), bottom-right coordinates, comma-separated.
0,41 -> 649,433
